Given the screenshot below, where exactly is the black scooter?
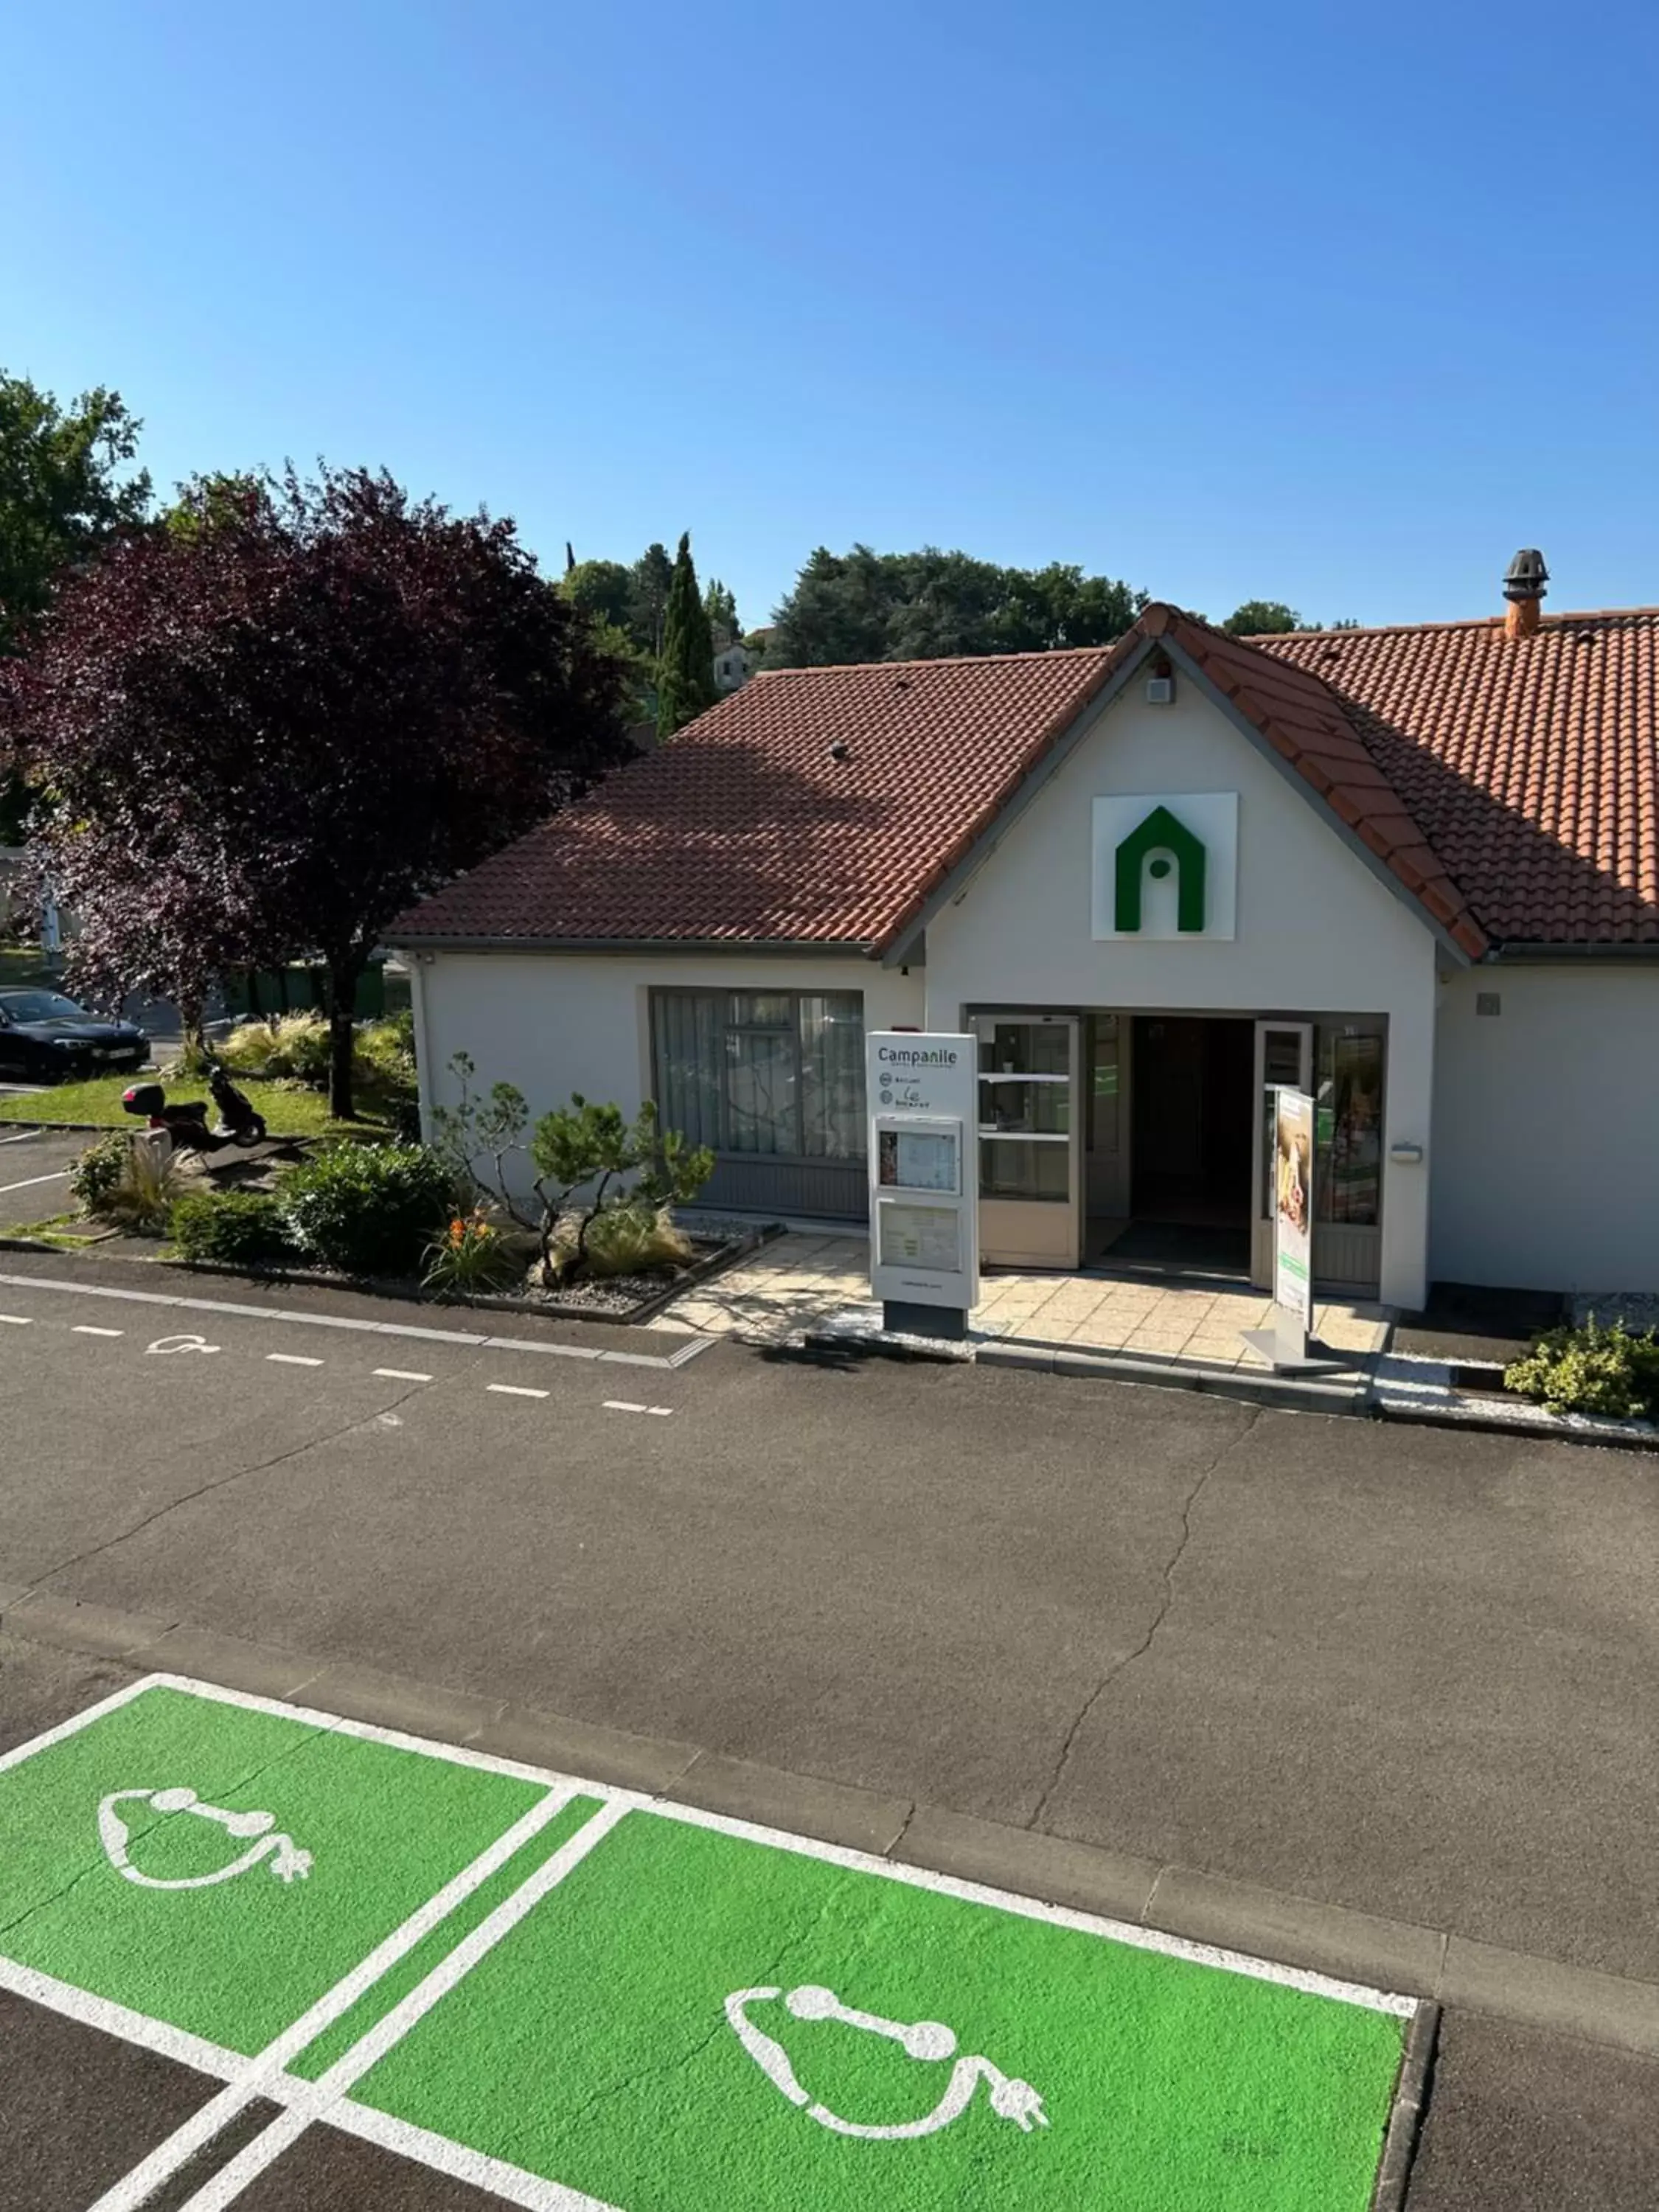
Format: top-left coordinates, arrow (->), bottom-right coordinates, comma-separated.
122,1060 -> 267,1150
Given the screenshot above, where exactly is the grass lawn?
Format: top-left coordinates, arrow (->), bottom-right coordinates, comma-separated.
0,1071 -> 398,1139
0,944 -> 63,992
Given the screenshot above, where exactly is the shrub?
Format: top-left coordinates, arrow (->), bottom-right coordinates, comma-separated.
91,1136 -> 187,1234
69,1131 -> 132,1217
549,1204 -> 692,1281
217,1010 -> 414,1104
171,1190 -> 297,1267
214,1012 -> 332,1085
278,1141 -> 451,1277
356,1009 -> 417,1091
69,1130 -> 184,1233
422,1210 -> 521,1298
1504,1315 -> 1659,1420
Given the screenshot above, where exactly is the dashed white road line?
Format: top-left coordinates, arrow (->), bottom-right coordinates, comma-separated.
374,1367 -> 433,1383
486,1382 -> 549,1400
0,1312 -> 33,1326
603,1399 -> 673,1416
72,1325 -> 123,1338
266,1352 -> 324,1368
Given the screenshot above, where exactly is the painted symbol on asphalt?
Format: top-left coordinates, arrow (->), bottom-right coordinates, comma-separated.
145,1332 -> 220,1357
725,1983 -> 1048,2139
97,1787 -> 313,1889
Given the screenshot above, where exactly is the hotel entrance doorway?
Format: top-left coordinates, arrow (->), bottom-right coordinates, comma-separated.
1117,1016 -> 1254,1272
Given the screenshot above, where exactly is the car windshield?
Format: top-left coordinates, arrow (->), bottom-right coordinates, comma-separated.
0,990 -> 86,1022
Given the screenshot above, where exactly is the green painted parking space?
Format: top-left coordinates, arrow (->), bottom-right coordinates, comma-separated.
353,1808 -> 1407,2211
0,1683 -> 563,2056
0,1680 -> 1416,2209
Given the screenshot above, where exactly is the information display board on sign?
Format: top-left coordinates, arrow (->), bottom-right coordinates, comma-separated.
867,1033 -> 978,1328
877,1124 -> 960,1195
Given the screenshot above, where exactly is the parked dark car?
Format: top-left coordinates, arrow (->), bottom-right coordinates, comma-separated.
0,989 -> 150,1082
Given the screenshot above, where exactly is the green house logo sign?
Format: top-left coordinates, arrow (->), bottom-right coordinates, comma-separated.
1113,804 -> 1207,933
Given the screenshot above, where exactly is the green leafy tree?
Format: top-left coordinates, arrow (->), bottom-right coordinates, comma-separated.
560,557 -> 635,633
628,541 -> 675,657
767,545 -> 1146,667
703,577 -> 739,648
0,372 -> 153,840
655,531 -> 717,738
1221,599 -> 1305,636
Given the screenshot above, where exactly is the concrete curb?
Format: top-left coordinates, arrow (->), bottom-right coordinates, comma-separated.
1370,2000 -> 1439,2212
6,1596 -> 1659,2061
978,1338 -> 1371,1413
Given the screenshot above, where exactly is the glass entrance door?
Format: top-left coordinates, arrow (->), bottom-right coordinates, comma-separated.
1251,1020 -> 1312,1288
973,1014 -> 1082,1269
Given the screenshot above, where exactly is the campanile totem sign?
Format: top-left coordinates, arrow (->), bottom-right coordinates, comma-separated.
866,1032 -> 980,1338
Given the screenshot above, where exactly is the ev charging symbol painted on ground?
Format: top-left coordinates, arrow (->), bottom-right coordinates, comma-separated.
97,1787 -> 313,1889
725,1983 -> 1049,2139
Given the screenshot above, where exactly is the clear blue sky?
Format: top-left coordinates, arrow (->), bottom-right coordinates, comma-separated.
6,1 -> 1657,631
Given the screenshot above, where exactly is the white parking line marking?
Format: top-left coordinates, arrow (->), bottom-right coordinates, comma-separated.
73,1325 -> 124,1338
487,1382 -> 549,1399
604,1400 -> 675,1416
0,1169 -> 69,1195
266,1352 -> 324,1368
0,1313 -> 33,1326
374,1368 -> 433,1382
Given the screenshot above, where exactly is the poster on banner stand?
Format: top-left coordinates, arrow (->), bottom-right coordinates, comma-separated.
1273,1086 -> 1315,1337
1242,1085 -> 1318,1371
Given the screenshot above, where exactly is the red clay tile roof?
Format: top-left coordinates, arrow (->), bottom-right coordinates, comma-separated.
1144,608 -> 1488,958
396,600 -> 1659,955
394,644 -> 1121,948
1258,611 -> 1659,946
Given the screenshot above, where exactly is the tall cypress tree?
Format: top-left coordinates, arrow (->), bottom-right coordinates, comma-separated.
655,532 -> 717,739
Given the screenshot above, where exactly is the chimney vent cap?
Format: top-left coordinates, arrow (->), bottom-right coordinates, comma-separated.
1503,549 -> 1549,603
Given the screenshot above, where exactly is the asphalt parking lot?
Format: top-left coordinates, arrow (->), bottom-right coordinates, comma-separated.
3,1252 -> 1659,2204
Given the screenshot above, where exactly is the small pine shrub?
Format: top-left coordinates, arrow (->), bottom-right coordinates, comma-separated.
279,1142 -> 451,1277
171,1191 -> 297,1267
1505,1315 -> 1659,1420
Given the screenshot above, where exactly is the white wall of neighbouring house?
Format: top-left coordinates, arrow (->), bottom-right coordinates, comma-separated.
1432,963 -> 1659,1293
406,945 -> 925,1143
919,680 -> 1443,1308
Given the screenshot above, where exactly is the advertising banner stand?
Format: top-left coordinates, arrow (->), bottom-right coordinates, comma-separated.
867,1032 -> 979,1339
1242,1085 -> 1335,1374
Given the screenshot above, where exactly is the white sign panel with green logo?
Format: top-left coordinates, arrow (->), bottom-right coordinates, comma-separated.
867,1032 -> 979,1337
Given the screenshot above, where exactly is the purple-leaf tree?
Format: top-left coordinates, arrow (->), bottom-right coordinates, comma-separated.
0,466 -> 633,1115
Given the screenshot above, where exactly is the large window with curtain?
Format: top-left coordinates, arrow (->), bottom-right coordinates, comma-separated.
650,990 -> 866,1162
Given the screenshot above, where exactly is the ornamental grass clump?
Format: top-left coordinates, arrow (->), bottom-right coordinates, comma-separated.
1504,1315 -> 1659,1421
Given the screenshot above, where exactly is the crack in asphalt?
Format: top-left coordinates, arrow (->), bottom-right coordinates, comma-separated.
1026,1404 -> 1262,1833
21,1371 -> 445,1593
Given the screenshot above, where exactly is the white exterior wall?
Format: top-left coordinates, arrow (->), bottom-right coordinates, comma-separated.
1433,964 -> 1659,1292
409,947 -> 923,1133
920,683 -> 1442,1308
